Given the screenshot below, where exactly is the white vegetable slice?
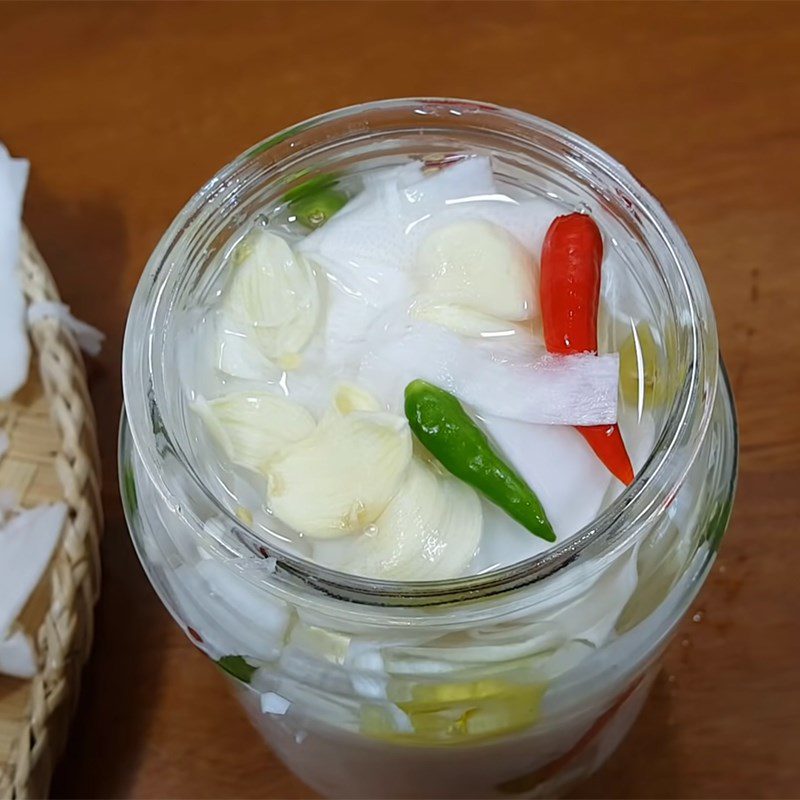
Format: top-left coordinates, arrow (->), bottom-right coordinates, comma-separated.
223,230 -> 319,366
357,323 -> 618,425
295,159 -> 561,372
479,417 -> 613,540
416,220 -> 535,323
313,458 -> 481,580
192,392 -> 316,472
299,172 -> 413,273
0,503 -> 65,638
194,558 -> 291,643
399,156 -> 496,220
170,562 -> 288,661
0,146 -> 30,400
266,410 -> 412,539
0,629 -> 36,678
455,196 -> 560,255
296,158 -> 510,368
288,622 -> 351,665
300,158 -> 498,277
383,545 -> 639,680
541,543 -> 640,647
260,692 -> 292,715
298,179 -> 414,370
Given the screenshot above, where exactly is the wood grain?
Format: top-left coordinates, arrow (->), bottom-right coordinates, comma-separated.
1,2 -> 798,797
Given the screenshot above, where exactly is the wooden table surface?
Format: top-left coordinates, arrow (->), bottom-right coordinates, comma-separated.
2,2 -> 798,798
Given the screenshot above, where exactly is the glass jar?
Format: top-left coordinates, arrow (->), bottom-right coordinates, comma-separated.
120,99 -> 737,799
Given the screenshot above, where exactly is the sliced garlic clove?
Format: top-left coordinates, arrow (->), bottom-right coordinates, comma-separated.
413,302 -> 528,340
266,410 -> 412,539
332,383 -> 381,415
192,392 -> 316,472
214,314 -> 281,380
223,229 -> 320,363
314,458 -> 482,580
416,220 -> 535,323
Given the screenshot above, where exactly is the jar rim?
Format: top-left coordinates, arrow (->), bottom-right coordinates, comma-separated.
122,97 -> 719,606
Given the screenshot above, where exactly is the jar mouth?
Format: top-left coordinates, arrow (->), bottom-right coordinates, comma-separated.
122,97 -> 719,605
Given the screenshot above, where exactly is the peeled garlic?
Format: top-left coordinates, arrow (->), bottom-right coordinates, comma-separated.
192,392 -> 315,472
416,220 -> 535,324
214,314 -> 281,381
332,383 -> 381,415
223,229 -> 319,365
414,302 -> 527,340
266,410 -> 412,539
314,459 -> 481,580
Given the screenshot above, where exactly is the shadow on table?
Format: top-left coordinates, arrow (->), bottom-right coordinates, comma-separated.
569,671 -> 679,800
21,181 -> 172,798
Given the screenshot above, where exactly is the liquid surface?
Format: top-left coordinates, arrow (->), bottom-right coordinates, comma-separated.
178,155 -> 661,579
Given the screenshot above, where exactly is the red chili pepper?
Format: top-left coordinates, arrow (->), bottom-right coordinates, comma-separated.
540,213 -> 634,485
187,626 -> 204,643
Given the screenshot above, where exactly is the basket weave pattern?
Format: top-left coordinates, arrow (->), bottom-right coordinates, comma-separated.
0,231 -> 102,799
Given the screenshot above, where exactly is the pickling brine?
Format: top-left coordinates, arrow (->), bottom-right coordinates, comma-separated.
121,99 -> 736,798
180,154 -> 657,578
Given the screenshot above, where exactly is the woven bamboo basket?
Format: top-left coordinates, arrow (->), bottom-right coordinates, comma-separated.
0,230 -> 102,799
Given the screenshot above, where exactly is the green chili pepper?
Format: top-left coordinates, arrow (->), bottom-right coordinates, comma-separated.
404,380 -> 556,543
217,654 -> 257,683
247,125 -> 304,158
122,463 -> 137,516
283,173 -> 337,202
291,188 -> 347,229
284,173 -> 348,229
